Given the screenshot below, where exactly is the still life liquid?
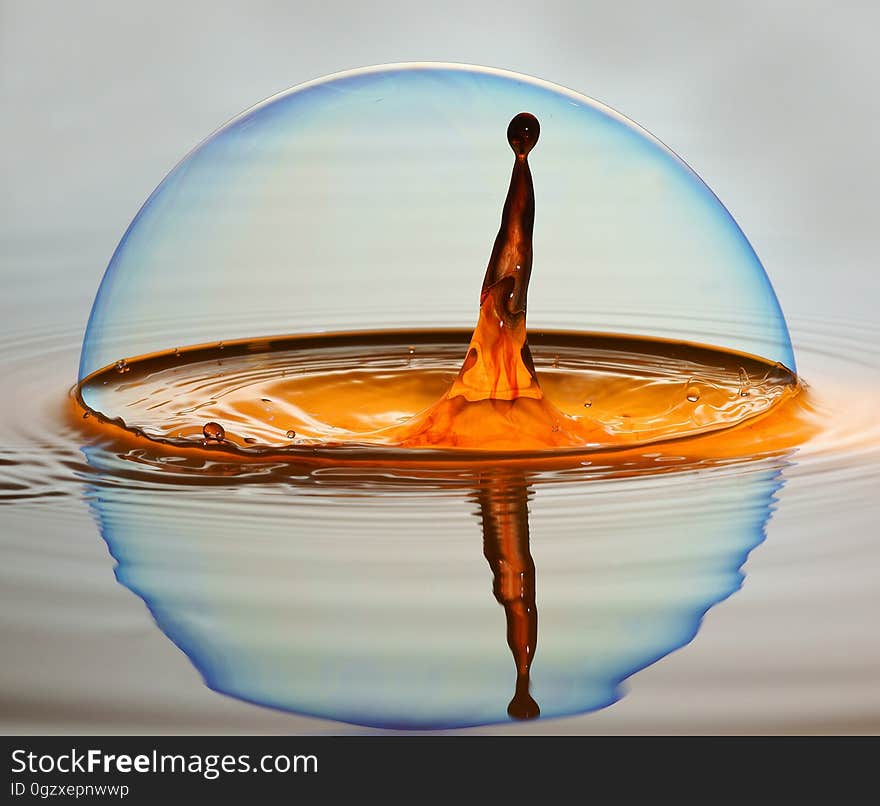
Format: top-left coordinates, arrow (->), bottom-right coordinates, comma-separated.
11,64 -> 870,730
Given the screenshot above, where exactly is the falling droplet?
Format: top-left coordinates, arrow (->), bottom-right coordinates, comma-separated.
507,111 -> 540,157
407,346 -> 415,355
115,359 -> 129,374
738,367 -> 751,396
686,385 -> 701,403
202,421 -> 225,442
286,430 -> 297,439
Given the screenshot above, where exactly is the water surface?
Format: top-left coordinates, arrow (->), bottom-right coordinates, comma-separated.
1,265 -> 879,734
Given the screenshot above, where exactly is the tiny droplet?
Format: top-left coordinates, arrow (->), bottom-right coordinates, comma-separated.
115,359 -> 129,374
686,386 -> 701,403
583,400 -> 592,409
202,421 -> 225,441
286,430 -> 297,439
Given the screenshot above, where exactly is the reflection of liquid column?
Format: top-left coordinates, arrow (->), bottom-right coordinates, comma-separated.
477,474 -> 540,719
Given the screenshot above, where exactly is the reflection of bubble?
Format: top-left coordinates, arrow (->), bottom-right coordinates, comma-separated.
82,447 -> 785,730
79,63 -> 794,384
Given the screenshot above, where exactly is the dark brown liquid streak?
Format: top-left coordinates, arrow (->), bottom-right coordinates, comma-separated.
450,111 -> 543,401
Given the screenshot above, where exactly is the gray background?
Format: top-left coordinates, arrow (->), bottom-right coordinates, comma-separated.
1,1 -> 878,736
2,0 -> 877,334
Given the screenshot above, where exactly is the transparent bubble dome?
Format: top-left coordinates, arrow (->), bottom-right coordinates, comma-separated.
79,63 -> 794,385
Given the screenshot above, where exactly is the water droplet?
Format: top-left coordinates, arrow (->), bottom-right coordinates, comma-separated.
583,400 -> 592,409
286,430 -> 297,439
407,346 -> 415,355
738,367 -> 750,396
202,421 -> 225,442
686,385 -> 701,403
115,359 -> 129,374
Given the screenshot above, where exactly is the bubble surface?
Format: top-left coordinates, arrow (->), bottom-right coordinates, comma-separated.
79,64 -> 795,383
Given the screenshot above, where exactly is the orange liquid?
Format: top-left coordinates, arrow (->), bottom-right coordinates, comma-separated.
74,329 -> 810,463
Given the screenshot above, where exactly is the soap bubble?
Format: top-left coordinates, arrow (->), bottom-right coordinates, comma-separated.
79,63 -> 794,388
71,66 -> 803,728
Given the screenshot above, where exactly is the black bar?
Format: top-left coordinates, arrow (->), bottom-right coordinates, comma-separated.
1,736 -> 874,801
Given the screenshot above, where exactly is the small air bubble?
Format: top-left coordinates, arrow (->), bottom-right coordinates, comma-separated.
286,430 -> 297,439
202,421 -> 225,442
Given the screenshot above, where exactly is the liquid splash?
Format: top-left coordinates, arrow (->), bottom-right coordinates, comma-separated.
75,114 -> 802,458
384,113 -> 610,450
